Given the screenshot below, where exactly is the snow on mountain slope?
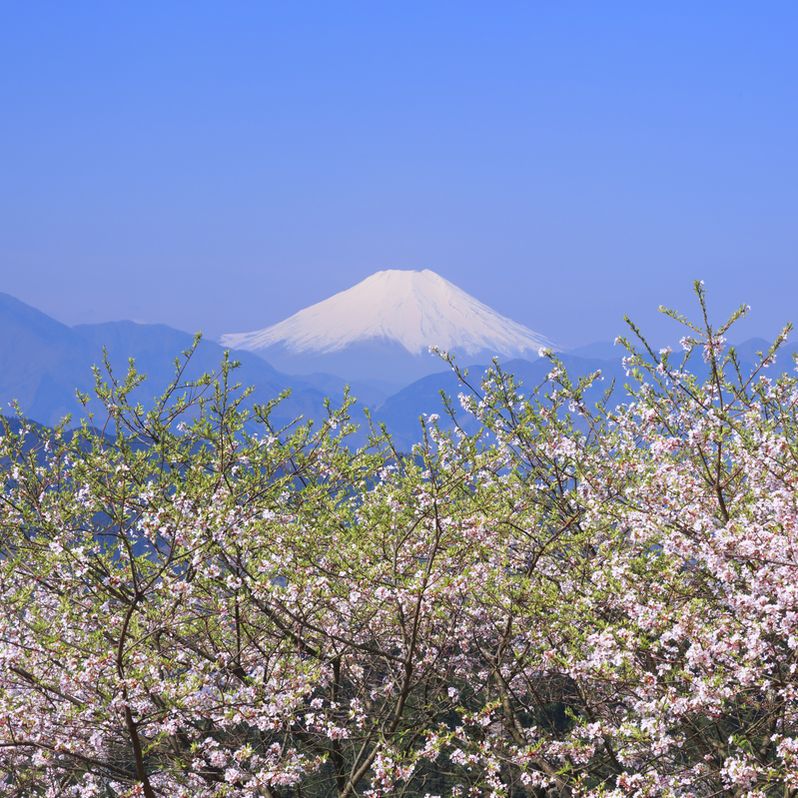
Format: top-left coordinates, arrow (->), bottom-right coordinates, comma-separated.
222,269 -> 554,357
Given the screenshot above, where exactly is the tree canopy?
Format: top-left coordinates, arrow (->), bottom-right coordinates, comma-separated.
2,286 -> 798,797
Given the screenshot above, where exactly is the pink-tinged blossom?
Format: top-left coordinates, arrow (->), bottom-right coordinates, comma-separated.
4,297 -> 798,795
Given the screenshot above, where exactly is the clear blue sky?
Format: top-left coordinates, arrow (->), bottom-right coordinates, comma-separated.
2,2 -> 797,346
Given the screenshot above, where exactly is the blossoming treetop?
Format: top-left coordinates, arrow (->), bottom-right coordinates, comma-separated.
2,284 -> 797,797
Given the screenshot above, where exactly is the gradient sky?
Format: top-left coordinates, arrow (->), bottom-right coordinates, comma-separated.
2,2 -> 797,347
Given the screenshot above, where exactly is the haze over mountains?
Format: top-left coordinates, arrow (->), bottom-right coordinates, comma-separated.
0,292 -> 349,431
1,270 -> 793,448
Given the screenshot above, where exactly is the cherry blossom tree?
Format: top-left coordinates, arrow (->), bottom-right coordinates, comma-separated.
3,285 -> 798,797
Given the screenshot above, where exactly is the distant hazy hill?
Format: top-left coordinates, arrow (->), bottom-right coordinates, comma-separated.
0,292 -> 97,422
2,289 -> 794,450
372,339 -> 798,449
372,354 -> 628,450
0,293 -> 357,429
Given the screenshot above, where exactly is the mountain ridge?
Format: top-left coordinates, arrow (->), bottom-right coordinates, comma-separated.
1,287 -> 794,450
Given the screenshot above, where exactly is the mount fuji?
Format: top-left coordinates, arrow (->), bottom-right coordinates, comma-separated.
221,269 -> 555,385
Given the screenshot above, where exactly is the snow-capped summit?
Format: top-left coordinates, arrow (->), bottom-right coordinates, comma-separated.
223,269 -> 552,355
221,270 -> 554,385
